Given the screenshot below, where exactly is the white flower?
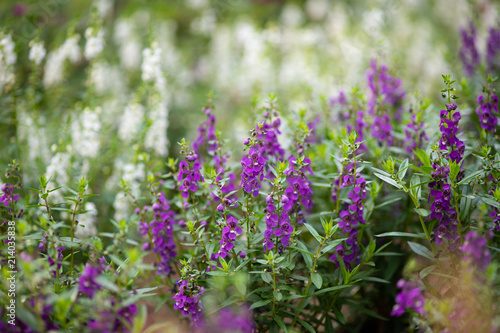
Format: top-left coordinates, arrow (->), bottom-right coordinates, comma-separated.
0,34 -> 17,66
71,107 -> 101,158
84,28 -> 105,60
60,35 -> 81,63
145,99 -> 169,157
29,41 -> 46,65
75,202 -> 98,238
0,33 -> 17,89
43,35 -> 80,87
141,43 -> 162,82
119,103 -> 144,142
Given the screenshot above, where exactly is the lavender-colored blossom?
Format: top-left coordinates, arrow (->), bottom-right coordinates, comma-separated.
476,93 -> 499,135
366,60 -> 405,121
391,279 -> 425,317
330,164 -> 366,269
240,144 -> 266,197
217,216 -> 242,258
371,114 -> 393,146
428,163 -> 460,251
216,307 -> 254,333
404,113 -> 428,156
459,23 -> 479,76
173,279 -> 205,327
0,183 -> 18,207
78,263 -> 103,298
486,27 -> 500,73
461,230 -> 491,271
193,108 -> 217,158
178,155 -> 204,199
439,103 -> 465,163
140,192 -> 177,275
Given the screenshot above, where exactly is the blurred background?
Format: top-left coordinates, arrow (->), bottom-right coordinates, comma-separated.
0,0 -> 497,258
0,1 -> 499,331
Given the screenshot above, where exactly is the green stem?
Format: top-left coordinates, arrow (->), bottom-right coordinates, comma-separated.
290,237 -> 326,328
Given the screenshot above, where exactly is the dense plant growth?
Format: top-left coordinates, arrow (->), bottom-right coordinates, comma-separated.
1,1 -> 500,332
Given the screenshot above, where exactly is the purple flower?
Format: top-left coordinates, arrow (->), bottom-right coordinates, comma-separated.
459,22 -> 479,76
366,60 -> 405,121
428,163 -> 461,252
404,113 -> 428,156
391,279 -> 425,317
178,156 -> 204,199
78,264 -> 103,298
486,27 -> 500,73
461,231 -> 491,271
140,192 -> 177,275
476,93 -> 499,135
173,279 -> 205,327
217,306 -> 254,333
330,164 -> 366,270
439,103 -> 465,164
217,216 -> 242,259
0,183 -> 19,207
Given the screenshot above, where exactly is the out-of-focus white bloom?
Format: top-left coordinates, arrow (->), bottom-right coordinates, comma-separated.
90,61 -> 126,94
94,0 -> 113,18
0,34 -> 16,66
119,103 -> 144,142
60,35 -> 81,63
45,152 -> 71,203
145,99 -> 169,157
29,41 -> 46,65
186,0 -> 208,9
191,10 -> 217,35
306,0 -> 329,21
43,35 -> 80,87
85,28 -> 105,60
113,162 -> 145,221
0,33 -> 17,89
72,107 -> 101,158
75,202 -> 98,238
141,42 -> 162,82
114,19 -> 141,70
280,5 -> 304,28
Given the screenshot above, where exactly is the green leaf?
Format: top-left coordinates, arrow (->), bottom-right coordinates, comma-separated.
297,319 -> 316,333
273,290 -> 283,302
414,208 -> 430,217
311,273 -> 322,289
296,241 -> 313,269
363,277 -> 390,284
375,232 -> 426,239
313,284 -> 351,295
94,276 -> 119,292
132,305 -> 147,333
273,315 -> 288,333
414,149 -> 431,168
374,197 -> 402,209
304,223 -> 323,243
250,299 -> 272,310
408,241 -> 434,260
457,170 -> 484,185
321,238 -> 347,255
420,264 -> 437,279
372,173 -> 402,190
397,159 -> 409,180
289,246 -> 314,257
480,195 -> 500,208
262,272 -> 272,284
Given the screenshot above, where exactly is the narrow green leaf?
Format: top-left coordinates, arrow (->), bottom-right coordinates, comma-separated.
273,315 -> 288,332
311,273 -> 322,289
420,264 -> 437,279
408,241 -> 434,260
297,319 -> 316,333
250,299 -> 271,310
414,208 -> 430,217
414,149 -> 431,168
375,232 -> 426,239
304,223 -> 323,243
